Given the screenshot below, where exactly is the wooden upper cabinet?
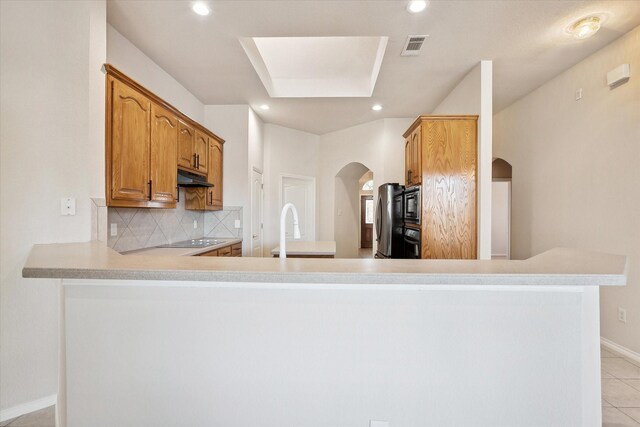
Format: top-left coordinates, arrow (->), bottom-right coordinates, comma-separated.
195,130 -> 208,175
177,120 -> 196,170
404,126 -> 421,187
105,64 -> 224,209
108,77 -> 151,203
208,138 -> 223,209
150,104 -> 178,203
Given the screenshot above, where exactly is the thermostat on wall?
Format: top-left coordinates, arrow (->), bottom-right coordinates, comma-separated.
607,64 -> 630,87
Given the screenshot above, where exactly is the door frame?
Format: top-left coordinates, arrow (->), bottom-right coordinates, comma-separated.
279,173 -> 316,241
360,195 -> 374,248
251,166 -> 264,257
491,179 -> 511,260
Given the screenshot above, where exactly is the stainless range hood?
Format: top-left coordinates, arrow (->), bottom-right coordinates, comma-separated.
177,170 -> 212,187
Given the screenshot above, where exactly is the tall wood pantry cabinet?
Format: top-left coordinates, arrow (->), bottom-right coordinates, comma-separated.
403,115 -> 478,259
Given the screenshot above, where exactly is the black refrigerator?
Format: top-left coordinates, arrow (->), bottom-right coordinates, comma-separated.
375,183 -> 404,258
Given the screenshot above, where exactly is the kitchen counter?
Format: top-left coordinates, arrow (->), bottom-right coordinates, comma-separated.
123,238 -> 242,257
22,242 -> 626,286
270,240 -> 336,258
27,242 -> 625,426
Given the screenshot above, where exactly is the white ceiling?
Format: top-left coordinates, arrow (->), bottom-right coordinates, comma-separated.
107,0 -> 640,135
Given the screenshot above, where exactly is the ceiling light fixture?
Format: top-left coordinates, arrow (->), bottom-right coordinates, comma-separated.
407,0 -> 428,14
569,16 -> 601,39
260,104 -> 270,110
372,104 -> 383,111
192,2 -> 210,16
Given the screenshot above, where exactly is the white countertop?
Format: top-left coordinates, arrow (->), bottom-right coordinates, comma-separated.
124,238 -> 242,257
22,242 -> 627,287
271,241 -> 336,256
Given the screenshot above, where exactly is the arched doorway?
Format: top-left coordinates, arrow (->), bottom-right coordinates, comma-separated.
334,162 -> 373,258
492,158 -> 512,259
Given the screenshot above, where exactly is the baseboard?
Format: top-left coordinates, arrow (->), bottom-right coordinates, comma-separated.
0,394 -> 56,423
601,337 -> 640,365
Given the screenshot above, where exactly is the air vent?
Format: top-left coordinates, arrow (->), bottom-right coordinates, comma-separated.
401,35 -> 428,56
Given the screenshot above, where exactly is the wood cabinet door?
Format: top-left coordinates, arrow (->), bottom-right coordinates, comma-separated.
410,126 -> 422,185
421,119 -> 477,259
209,139 -> 223,209
405,137 -> 412,186
110,78 -> 151,202
195,130 -> 208,175
177,120 -> 195,170
150,104 -> 178,203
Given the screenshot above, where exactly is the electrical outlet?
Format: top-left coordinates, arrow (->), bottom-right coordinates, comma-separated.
60,197 -> 76,216
618,307 -> 627,323
193,219 -> 198,229
234,219 -> 241,229
110,223 -> 117,237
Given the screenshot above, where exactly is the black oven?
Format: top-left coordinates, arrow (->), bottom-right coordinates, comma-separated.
403,227 -> 421,259
404,186 -> 421,224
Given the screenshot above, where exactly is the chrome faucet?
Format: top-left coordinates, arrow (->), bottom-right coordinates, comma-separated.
279,203 -> 301,259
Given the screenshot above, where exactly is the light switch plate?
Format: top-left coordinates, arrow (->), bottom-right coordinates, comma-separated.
234,219 -> 241,229
61,197 -> 76,216
110,223 -> 117,237
193,219 -> 198,229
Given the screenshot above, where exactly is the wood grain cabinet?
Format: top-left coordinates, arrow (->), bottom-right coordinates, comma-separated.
197,242 -> 241,257
405,126 -> 422,187
403,115 -> 478,259
185,136 -> 223,211
105,64 -> 224,209
107,75 -> 178,208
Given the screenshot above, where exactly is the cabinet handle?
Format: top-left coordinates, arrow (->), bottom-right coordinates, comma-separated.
196,154 -> 200,169
193,153 -> 197,168
176,186 -> 179,202
148,180 -> 152,201
408,170 -> 412,183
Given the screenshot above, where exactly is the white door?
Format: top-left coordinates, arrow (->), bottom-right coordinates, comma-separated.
251,168 -> 263,257
491,180 -> 511,259
280,175 -> 315,241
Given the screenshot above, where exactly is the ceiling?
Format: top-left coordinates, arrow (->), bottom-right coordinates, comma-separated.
107,0 -> 640,135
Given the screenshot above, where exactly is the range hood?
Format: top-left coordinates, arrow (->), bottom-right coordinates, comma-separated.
177,170 -> 212,187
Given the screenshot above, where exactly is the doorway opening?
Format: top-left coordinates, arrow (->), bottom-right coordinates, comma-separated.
280,174 -> 316,242
492,158 -> 512,260
334,162 -> 373,258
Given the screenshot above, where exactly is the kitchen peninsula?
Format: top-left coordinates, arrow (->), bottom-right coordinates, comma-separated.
23,243 -> 625,427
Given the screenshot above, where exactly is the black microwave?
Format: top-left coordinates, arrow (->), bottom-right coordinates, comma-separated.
404,186 -> 421,224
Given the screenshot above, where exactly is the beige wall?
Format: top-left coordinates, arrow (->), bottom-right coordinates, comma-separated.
0,0 -> 106,415
263,124 -> 320,254
494,26 -> 640,354
107,25 -> 205,123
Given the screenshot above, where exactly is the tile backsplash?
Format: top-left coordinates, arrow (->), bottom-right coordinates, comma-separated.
107,188 -> 242,252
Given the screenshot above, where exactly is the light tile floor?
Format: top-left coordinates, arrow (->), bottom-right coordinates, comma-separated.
602,346 -> 640,426
2,346 -> 638,426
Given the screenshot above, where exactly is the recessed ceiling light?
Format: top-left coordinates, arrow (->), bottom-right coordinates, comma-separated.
569,16 -> 601,39
192,2 -> 210,16
372,104 -> 383,111
407,0 -> 428,14
260,104 -> 270,110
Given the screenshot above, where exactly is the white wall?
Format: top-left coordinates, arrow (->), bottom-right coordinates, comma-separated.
203,105 -> 254,254
106,25 -> 204,122
317,119 -> 413,248
263,124 -> 320,253
335,163 -> 370,258
494,26 -> 640,354
0,0 -> 106,416
432,61 -> 493,260
491,181 -> 510,259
